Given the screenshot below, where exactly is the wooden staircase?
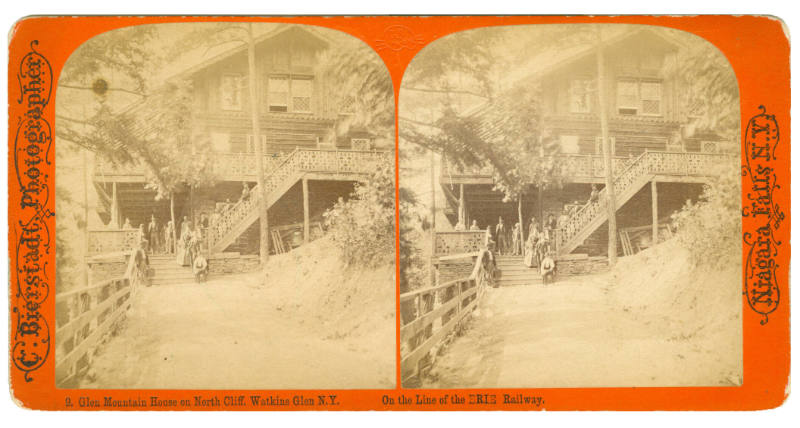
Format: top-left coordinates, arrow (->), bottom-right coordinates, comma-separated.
495,255 -> 542,287
206,148 -> 390,254
555,150 -> 731,255
148,255 -> 195,286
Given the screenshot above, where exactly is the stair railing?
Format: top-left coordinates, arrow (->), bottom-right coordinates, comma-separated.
556,151 -> 651,252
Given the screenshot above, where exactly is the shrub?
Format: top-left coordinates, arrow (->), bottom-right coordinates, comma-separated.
323,160 -> 396,268
671,160 -> 742,269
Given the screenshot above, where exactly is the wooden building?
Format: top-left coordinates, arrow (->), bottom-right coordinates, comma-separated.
90,25 -> 391,257
436,28 -> 735,260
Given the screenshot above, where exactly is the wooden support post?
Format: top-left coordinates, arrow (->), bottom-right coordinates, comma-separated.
302,178 -> 310,244
458,183 -> 465,226
110,182 -> 119,228
651,180 -> 658,246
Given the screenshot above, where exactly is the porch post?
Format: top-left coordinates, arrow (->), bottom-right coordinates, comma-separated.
303,178 -> 310,244
651,180 -> 658,246
458,183 -> 465,226
110,182 -> 119,228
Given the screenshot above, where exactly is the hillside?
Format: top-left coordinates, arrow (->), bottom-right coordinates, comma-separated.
82,236 -> 396,389
607,238 -> 742,384
260,237 -> 397,382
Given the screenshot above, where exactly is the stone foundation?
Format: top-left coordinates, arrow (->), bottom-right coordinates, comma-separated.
87,252 -> 129,284
555,254 -> 609,276
208,253 -> 260,275
436,259 -> 475,284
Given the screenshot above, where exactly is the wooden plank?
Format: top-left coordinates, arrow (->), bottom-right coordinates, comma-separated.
302,178 -> 309,244
54,284 -> 133,382
400,293 -> 460,340
401,291 -> 481,382
651,180 -> 658,245
400,284 -> 479,340
55,280 -> 129,345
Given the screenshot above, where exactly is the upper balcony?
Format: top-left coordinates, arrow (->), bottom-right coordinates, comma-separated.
440,154 -> 635,186
94,152 -> 289,183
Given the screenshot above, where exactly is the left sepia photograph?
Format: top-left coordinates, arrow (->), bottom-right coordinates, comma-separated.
54,23 -> 396,389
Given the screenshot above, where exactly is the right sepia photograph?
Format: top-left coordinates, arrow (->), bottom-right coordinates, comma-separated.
398,24 -> 742,388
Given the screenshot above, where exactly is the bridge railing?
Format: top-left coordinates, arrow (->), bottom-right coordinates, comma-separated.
399,249 -> 492,384
54,248 -> 146,387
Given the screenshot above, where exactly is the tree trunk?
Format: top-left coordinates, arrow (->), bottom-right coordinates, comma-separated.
170,193 -> 177,254
248,23 -> 270,266
517,195 -> 524,248
596,27 -> 618,266
429,149 -> 437,287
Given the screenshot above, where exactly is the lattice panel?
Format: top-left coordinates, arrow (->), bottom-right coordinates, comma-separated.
434,231 -> 485,256
87,230 -> 141,255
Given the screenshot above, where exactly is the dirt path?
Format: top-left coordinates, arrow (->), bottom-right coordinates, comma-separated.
424,274 -> 741,388
82,272 -> 395,389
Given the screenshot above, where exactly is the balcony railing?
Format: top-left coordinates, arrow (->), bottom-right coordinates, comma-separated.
94,152 -> 290,181
440,154 -> 636,182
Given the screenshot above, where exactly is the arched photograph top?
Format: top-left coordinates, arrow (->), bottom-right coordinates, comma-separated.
398,24 -> 742,389
54,22 -> 396,390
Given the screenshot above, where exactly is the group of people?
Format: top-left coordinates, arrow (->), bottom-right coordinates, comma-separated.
469,185 -> 605,285
123,214 -> 209,282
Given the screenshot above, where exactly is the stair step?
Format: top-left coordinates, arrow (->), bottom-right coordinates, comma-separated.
151,273 -> 195,281
498,272 -> 542,279
497,280 -> 542,287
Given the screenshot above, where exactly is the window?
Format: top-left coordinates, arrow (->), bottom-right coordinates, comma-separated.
616,80 -> 639,115
351,138 -> 371,150
268,76 -> 289,112
339,95 -> 356,115
220,74 -> 243,111
291,78 -> 313,112
616,80 -> 662,116
569,79 -> 593,113
247,134 -> 268,154
268,75 -> 313,113
640,81 -> 662,115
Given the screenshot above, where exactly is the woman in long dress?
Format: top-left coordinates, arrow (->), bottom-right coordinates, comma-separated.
523,223 -> 540,268
176,221 -> 192,266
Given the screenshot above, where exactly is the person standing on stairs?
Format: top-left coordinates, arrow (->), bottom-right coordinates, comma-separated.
240,181 -> 251,203
164,220 -> 175,255
176,221 -> 193,267
588,184 -> 599,206
495,217 -> 507,255
524,222 -> 541,268
527,216 -> 537,244
511,222 -> 522,256
148,215 -> 161,255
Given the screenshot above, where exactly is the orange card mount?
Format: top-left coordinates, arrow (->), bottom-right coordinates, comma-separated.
8,15 -> 790,411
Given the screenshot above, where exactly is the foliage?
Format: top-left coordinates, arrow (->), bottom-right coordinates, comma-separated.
397,186 -> 427,294
60,25 -> 159,95
323,161 -> 396,268
318,40 -> 395,144
670,30 -> 741,140
671,160 -> 741,269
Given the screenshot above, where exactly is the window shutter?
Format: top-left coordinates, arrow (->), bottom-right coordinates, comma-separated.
640,81 -> 662,115
292,78 -> 313,112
